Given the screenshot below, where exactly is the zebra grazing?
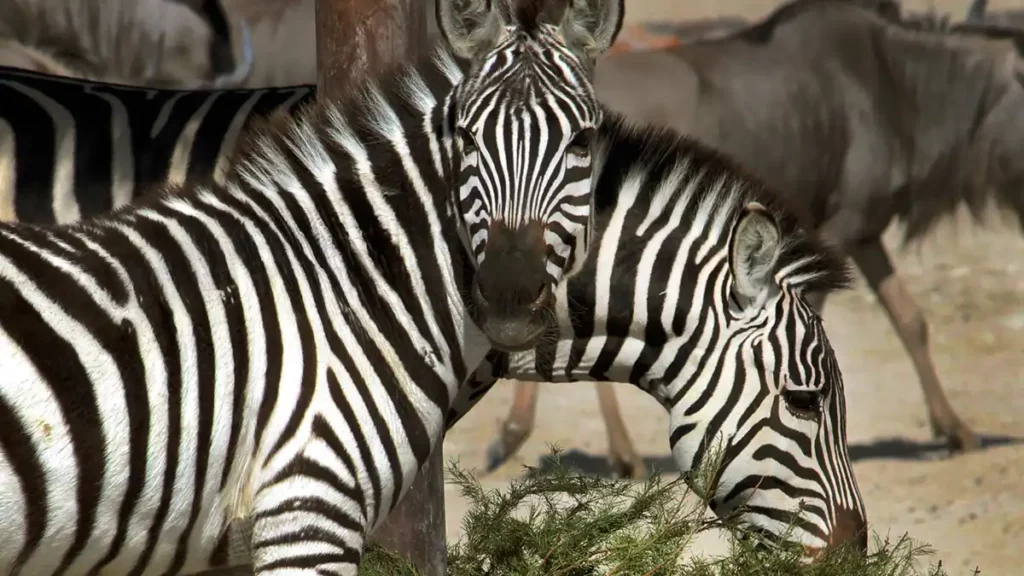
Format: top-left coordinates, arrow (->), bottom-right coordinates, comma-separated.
444,113 -> 868,555
0,66 -> 314,224
485,0 -> 1024,475
0,0 -> 624,572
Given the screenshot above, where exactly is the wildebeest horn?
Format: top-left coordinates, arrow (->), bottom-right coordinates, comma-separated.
966,0 -> 987,22
210,20 -> 253,89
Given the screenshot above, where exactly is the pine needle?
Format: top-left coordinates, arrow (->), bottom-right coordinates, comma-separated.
360,449 -> 964,576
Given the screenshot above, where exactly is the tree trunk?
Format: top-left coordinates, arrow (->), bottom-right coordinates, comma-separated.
315,0 -> 428,97
315,1 -> 444,574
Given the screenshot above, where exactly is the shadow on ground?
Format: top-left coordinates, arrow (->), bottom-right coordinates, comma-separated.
516,434 -> 1024,478
523,450 -> 678,478
846,433 -> 1023,462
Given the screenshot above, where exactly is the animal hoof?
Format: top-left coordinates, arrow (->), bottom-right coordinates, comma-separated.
932,420 -> 981,454
612,457 -> 647,480
946,429 -> 981,454
485,440 -> 509,473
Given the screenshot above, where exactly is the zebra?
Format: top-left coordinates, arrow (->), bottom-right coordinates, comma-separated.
0,0 -> 624,573
444,113 -> 868,555
221,112 -> 870,566
0,2 -> 869,557
0,66 -> 314,224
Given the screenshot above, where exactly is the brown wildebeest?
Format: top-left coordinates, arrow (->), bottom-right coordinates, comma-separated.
0,0 -> 253,86
967,0 -> 1024,28
487,0 -> 1024,478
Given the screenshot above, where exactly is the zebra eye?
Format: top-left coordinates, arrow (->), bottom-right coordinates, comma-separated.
567,128 -> 594,157
782,388 -> 821,418
456,127 -> 476,154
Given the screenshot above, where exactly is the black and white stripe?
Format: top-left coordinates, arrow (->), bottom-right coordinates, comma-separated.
451,32 -> 600,283
1,0 -> 626,359
450,115 -> 868,555
0,0 -> 626,564
0,65 -> 313,224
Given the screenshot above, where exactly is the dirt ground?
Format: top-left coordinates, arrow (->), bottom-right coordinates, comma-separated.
441,1 -> 1024,574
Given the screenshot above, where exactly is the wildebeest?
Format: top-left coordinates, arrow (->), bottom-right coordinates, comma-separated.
0,0 -> 253,87
486,0 -> 1024,478
966,0 -> 1024,28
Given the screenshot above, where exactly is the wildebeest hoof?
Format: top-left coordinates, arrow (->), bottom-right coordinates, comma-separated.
932,420 -> 981,454
611,456 -> 648,480
484,440 -> 510,473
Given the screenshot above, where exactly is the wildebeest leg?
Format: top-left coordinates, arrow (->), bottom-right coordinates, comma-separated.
849,239 -> 980,452
595,382 -> 647,479
485,379 -> 539,472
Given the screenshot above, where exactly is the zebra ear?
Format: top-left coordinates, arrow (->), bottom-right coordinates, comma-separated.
560,0 -> 625,62
729,202 -> 781,309
436,0 -> 507,61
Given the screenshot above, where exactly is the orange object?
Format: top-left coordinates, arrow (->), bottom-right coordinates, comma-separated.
608,24 -> 682,54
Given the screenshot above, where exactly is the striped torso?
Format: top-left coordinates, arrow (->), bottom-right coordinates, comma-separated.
0,67 -> 313,224
0,49 -> 485,575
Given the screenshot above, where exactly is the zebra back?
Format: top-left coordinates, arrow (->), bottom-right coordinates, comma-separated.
0,66 -> 314,224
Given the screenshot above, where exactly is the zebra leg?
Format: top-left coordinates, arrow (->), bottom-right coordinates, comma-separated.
595,382 -> 647,479
248,461 -> 367,574
849,239 -> 980,453
485,379 -> 540,472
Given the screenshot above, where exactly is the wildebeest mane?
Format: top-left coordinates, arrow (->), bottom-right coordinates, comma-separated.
734,0 -> 901,44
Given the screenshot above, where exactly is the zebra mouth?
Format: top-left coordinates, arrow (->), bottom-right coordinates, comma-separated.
484,322 -> 547,352
472,283 -> 553,352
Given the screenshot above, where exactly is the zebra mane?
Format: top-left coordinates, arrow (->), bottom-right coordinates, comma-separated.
229,42 -> 463,184
70,43 -> 465,241
0,0 -> 210,83
513,0 -> 547,33
593,113 -> 852,296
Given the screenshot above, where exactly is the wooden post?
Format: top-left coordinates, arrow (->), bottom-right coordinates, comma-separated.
315,0 -> 428,97
314,1 -> 445,574
370,448 -> 448,574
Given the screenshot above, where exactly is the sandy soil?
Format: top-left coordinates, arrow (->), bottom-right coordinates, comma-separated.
441,1 -> 1024,574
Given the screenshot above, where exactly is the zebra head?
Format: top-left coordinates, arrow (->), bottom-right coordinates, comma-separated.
667,201 -> 866,556
436,0 -> 623,352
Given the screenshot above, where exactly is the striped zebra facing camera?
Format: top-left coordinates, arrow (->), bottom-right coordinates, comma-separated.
441,0 -> 623,352
0,0 -> 625,574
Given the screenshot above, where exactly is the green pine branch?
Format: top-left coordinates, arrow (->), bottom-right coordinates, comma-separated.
360,448 -> 965,576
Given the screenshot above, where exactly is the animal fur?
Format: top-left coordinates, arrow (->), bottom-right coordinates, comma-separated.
0,0 -> 226,85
